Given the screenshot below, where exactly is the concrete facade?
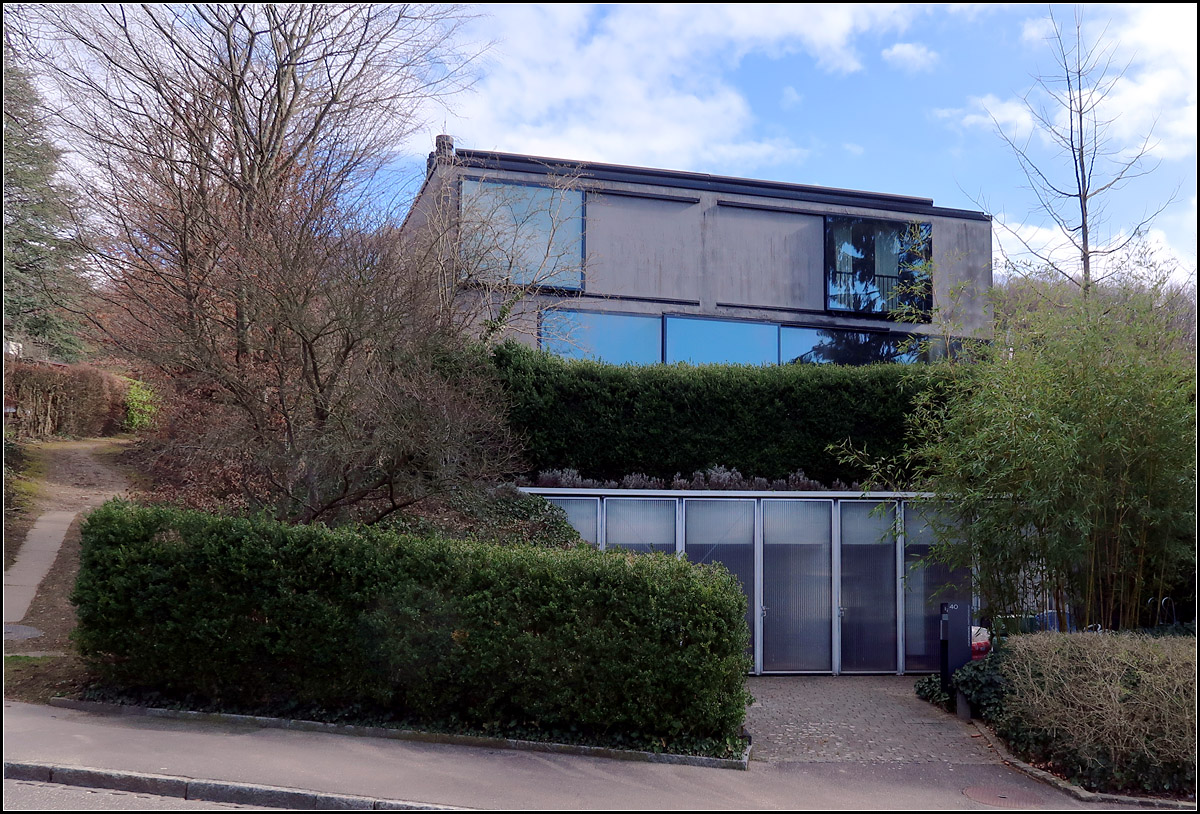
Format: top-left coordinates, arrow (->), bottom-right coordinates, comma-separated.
409,137 -> 993,361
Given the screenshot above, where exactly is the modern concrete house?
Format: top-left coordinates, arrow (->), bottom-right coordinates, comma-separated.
405,137 -> 987,674
408,135 -> 992,366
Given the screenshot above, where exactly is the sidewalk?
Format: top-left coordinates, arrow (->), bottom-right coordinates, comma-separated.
4,685 -> 1130,810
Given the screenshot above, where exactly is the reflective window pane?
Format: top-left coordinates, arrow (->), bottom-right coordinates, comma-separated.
827,217 -> 931,315
665,316 -> 778,365
460,179 -> 584,290
541,310 -> 662,364
781,326 -> 919,365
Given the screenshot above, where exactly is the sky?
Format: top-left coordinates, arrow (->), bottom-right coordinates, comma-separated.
397,3 -> 1197,285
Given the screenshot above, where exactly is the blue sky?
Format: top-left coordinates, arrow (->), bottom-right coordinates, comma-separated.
399,3 -> 1197,283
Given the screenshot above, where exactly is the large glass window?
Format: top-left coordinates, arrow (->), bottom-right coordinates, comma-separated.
544,497 -> 599,544
664,316 -> 777,365
539,313 -> 937,367
541,310 -> 662,364
826,217 -> 931,315
460,179 -> 584,290
781,326 -> 920,365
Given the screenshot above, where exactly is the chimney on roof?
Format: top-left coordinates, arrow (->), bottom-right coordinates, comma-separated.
427,134 -> 455,176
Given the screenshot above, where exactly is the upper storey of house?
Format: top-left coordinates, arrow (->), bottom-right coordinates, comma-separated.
410,136 -> 993,366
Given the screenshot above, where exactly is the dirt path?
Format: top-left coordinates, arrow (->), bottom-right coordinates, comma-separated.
24,437 -> 130,514
4,438 -> 130,699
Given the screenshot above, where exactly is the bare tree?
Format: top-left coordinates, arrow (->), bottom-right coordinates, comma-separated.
20,4 -> 526,524
991,6 -> 1172,297
394,146 -> 589,347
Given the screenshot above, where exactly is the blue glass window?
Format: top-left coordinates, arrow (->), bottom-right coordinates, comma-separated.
826,217 -> 931,315
541,310 -> 662,364
460,179 -> 584,290
781,326 -> 920,365
665,316 -> 778,365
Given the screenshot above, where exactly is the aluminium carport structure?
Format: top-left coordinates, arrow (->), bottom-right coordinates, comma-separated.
522,488 -> 972,676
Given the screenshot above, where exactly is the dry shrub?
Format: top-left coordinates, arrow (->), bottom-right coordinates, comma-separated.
999,632 -> 1196,794
4,358 -> 128,439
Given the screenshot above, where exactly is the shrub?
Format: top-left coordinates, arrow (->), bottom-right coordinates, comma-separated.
73,501 -> 751,755
996,632 -> 1196,795
951,650 -> 1009,723
914,673 -> 951,710
122,379 -> 158,432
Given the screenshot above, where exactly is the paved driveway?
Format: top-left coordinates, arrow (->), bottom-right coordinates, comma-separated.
746,675 -> 997,765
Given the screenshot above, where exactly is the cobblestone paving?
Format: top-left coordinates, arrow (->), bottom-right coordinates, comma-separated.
744,675 -> 1000,765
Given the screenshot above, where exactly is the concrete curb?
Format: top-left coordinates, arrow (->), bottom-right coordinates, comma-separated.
968,721 -> 1196,810
3,760 -> 467,810
47,697 -> 752,771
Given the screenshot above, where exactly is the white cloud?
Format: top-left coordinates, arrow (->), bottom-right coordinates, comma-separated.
939,94 -> 1035,141
843,142 -> 864,156
992,212 -> 1196,288
408,3 -> 920,173
1009,5 -> 1197,162
781,86 -> 803,109
881,42 -> 938,72
945,7 -> 1194,162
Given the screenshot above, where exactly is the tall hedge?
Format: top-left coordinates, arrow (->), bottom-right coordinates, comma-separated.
4,358 -> 128,439
74,501 -> 751,753
493,342 -> 942,485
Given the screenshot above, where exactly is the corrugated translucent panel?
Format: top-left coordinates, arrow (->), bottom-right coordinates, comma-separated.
546,497 -> 598,545
684,500 -> 755,654
840,502 -> 897,672
605,498 -> 676,554
763,501 -> 832,672
903,504 -> 971,672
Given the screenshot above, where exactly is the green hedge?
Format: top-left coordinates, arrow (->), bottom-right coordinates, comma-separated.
493,342 -> 941,485
73,501 -> 751,755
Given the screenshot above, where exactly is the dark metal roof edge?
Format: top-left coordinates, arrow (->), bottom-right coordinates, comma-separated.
453,149 -> 991,222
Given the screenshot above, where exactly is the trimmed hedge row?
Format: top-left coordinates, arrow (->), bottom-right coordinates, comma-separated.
492,342 -> 942,485
73,501 -> 751,754
3,358 -> 128,439
999,632 -> 1196,796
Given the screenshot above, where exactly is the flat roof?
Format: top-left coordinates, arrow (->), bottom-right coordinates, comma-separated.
454,148 -> 991,222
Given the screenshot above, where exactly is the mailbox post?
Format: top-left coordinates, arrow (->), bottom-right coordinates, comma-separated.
940,601 -> 972,719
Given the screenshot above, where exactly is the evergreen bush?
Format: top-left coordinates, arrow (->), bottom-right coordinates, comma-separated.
493,342 -> 940,485
73,501 -> 751,756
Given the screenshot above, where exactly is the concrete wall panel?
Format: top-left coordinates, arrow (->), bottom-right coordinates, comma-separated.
581,193 -> 702,300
